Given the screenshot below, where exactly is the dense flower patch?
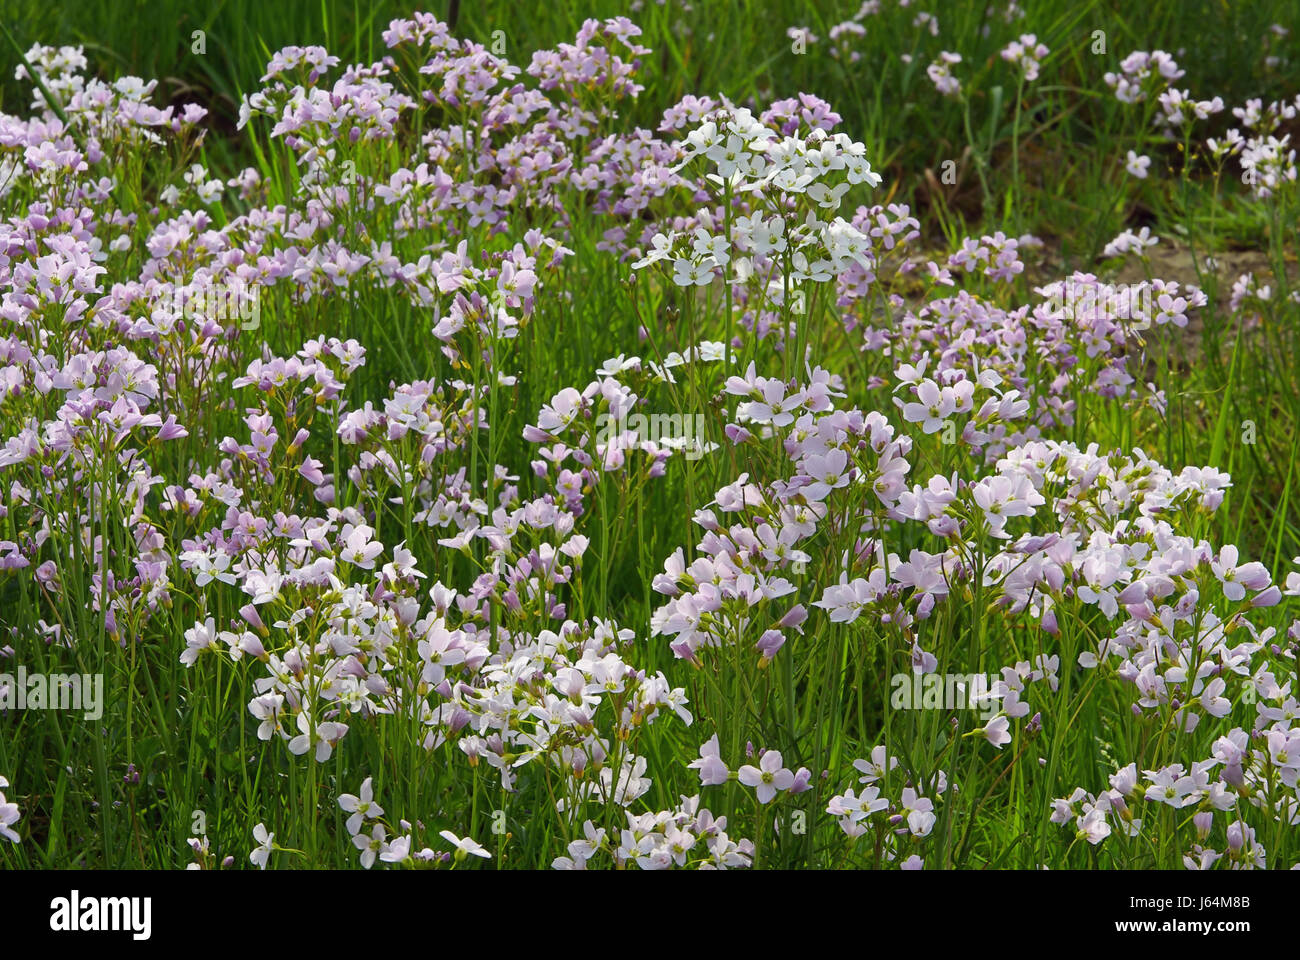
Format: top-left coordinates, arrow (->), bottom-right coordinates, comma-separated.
1,9 -> 1297,870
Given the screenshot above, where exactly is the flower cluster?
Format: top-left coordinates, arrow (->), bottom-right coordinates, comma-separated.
0,777 -> 19,844
2,10 -> 1297,873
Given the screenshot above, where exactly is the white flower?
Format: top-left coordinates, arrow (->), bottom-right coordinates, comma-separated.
338,777 -> 384,835
440,830 -> 492,859
287,712 -> 349,762
1125,151 -> 1151,179
250,823 -> 274,869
